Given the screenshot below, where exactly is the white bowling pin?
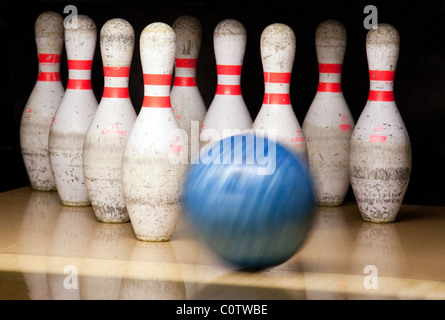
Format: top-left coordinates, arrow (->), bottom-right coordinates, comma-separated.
49,15 -> 98,206
349,24 -> 412,223
302,20 -> 355,206
20,11 -> 64,191
170,15 -> 207,162
83,18 -> 137,223
200,19 -> 252,150
122,22 -> 188,241
252,23 -> 307,162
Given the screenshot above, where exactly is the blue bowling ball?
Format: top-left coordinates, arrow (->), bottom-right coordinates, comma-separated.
181,133 -> 316,270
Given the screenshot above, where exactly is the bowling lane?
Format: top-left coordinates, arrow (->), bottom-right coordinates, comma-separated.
0,186 -> 444,300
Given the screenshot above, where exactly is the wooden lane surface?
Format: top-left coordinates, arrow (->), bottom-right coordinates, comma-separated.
0,186 -> 444,299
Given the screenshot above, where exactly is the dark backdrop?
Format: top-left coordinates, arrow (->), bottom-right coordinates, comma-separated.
0,0 -> 444,206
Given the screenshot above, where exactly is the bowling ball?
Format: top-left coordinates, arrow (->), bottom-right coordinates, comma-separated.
181,133 -> 316,270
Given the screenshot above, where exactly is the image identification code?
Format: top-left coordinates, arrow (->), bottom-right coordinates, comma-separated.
176,304 -> 268,317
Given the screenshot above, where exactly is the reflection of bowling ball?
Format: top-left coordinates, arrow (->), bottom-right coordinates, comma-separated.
182,134 -> 316,270
193,271 -> 306,300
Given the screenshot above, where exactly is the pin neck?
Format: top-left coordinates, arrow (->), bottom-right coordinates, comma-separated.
37,54 -> 61,82
317,63 -> 342,93
368,70 -> 395,102
173,58 -> 198,87
142,73 -> 172,108
262,71 -> 291,105
216,64 -> 242,96
67,59 -> 93,90
102,67 -> 130,99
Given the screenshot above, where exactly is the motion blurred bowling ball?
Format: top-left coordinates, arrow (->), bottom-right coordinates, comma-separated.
181,133 -> 316,270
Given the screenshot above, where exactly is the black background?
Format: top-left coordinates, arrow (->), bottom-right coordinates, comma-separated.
0,0 -> 444,206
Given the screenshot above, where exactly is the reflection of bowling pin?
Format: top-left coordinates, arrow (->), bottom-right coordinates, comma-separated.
81,222 -> 135,299
83,18 -> 136,223
122,23 -> 187,241
170,15 -> 207,162
349,222 -> 408,299
18,190 -> 61,299
349,24 -> 411,223
47,205 -> 96,300
200,19 -> 252,149
20,12 -> 64,191
302,20 -> 355,206
49,15 -> 98,206
119,241 -> 186,299
252,23 -> 307,162
296,206 -> 353,300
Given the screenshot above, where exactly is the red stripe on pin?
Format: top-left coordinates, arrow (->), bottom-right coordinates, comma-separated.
103,66 -> 130,77
318,82 -> 342,92
217,65 -> 242,75
369,70 -> 395,81
263,93 -> 291,105
339,124 -> 352,131
369,135 -> 387,143
68,60 -> 93,70
67,79 -> 92,90
175,58 -> 198,68
318,63 -> 342,73
143,74 -> 172,86
216,84 -> 241,95
263,72 -> 291,84
38,54 -> 61,64
368,90 -> 394,101
170,144 -> 184,154
102,87 -> 130,98
37,72 -> 61,82
142,96 -> 171,108
174,77 -> 197,87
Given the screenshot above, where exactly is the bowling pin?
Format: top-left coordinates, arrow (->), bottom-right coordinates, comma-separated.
252,23 -> 308,162
200,19 -> 252,150
349,24 -> 411,223
121,22 -> 188,241
302,20 -> 355,206
20,11 -> 64,191
170,15 -> 207,162
83,18 -> 137,223
49,15 -> 98,206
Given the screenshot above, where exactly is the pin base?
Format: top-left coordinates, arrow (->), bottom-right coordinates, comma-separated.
361,217 -> 396,224
318,201 -> 344,207
95,216 -> 130,224
31,186 -> 57,192
135,235 -> 172,242
61,200 -> 91,207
